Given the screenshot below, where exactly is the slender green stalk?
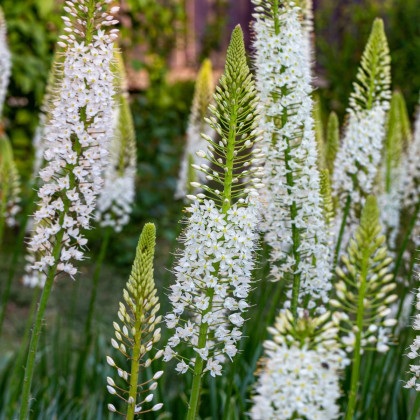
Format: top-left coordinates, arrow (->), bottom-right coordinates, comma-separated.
410,392 -> 420,420
0,183 -> 7,249
6,286 -> 41,418
74,227 -> 111,398
19,229 -> 64,420
333,194 -> 351,270
0,188 -> 37,339
345,244 -> 370,420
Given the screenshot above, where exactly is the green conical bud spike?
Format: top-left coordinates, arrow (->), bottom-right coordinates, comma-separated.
313,94 -> 325,170
325,112 -> 339,175
192,59 -> 214,125
350,18 -> 391,112
360,196 -> 380,235
320,169 -> 334,226
202,25 -> 260,211
107,223 -> 162,419
384,91 -> 404,192
395,90 -> 412,147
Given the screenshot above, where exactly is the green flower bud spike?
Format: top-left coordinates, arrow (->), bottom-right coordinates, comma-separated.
106,223 -> 163,419
333,196 -> 397,420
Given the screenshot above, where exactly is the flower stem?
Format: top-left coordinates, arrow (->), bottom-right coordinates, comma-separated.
334,194 -> 351,271
74,227 -> 111,398
19,229 -> 64,420
410,391 -> 420,420
0,180 -> 9,250
6,286 -> 40,418
345,245 -> 369,420
126,283 -> 145,420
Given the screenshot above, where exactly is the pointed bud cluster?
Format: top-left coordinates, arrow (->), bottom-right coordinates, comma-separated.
250,310 -> 347,420
333,19 -> 391,245
0,7 -> 10,118
27,1 -> 117,279
332,197 -> 397,354
175,59 -> 215,200
95,51 -> 137,233
0,135 -> 20,227
107,223 -> 163,417
165,26 -> 262,378
252,1 -> 332,309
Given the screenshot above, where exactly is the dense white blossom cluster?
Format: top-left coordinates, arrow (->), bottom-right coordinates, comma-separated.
95,87 -> 137,233
404,287 -> 420,391
27,0 -> 118,280
164,195 -> 260,376
252,1 -> 331,307
0,7 -> 11,117
175,60 -> 215,200
251,310 -> 346,420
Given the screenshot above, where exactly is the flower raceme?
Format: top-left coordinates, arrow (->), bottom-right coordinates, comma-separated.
0,6 -> 11,119
331,196 -> 397,420
95,51 -> 137,233
332,19 -> 391,255
251,310 -> 347,420
27,0 -> 119,279
106,223 -> 163,418
175,59 -> 215,200
252,0 -> 332,314
164,26 -> 263,418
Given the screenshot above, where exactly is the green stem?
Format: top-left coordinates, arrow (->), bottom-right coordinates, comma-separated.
74,227 -> 111,398
345,245 -> 369,420
6,286 -> 41,418
410,392 -> 420,420
19,229 -> 64,420
334,194 -> 351,270
0,188 -> 37,339
126,275 -> 145,420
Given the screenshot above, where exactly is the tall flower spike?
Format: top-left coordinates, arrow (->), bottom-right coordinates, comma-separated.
377,91 -> 406,250
0,135 -> 20,233
332,19 -> 391,258
320,169 -> 334,247
19,3 -> 119,419
164,26 -> 262,419
106,223 -> 163,418
404,284 -> 420,392
313,95 -> 326,170
96,51 -> 137,233
252,0 -> 332,315
175,59 -> 215,199
0,7 -> 11,119
250,310 -> 346,420
331,196 -> 397,420
27,1 -> 119,279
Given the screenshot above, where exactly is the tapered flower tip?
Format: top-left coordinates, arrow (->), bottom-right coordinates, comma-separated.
138,223 -> 156,252
226,25 -> 246,69
361,195 -> 379,228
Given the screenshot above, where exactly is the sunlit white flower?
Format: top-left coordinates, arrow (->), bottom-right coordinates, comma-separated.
0,7 -> 11,117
